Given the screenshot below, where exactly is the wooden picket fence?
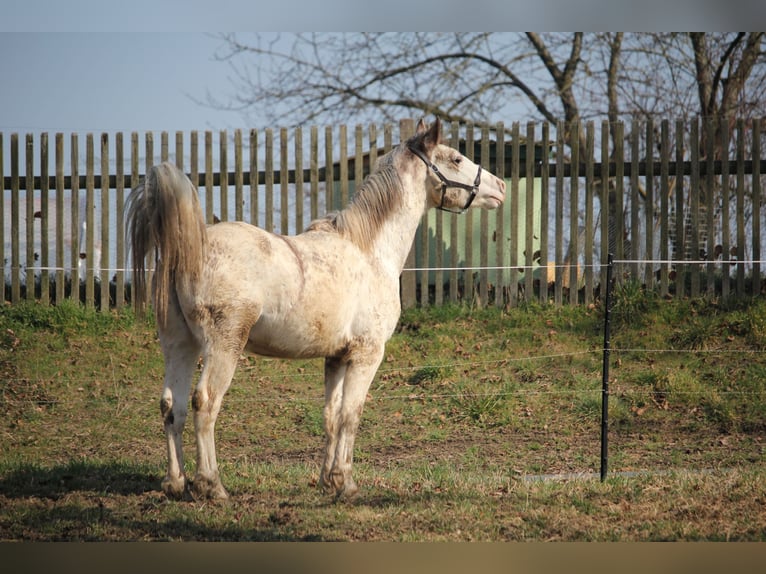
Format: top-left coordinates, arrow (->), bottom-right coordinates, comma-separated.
2,118 -> 765,311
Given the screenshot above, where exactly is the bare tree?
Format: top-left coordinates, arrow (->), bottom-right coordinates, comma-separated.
209,33 -> 765,275
616,33 -> 766,155
211,32 -> 764,130
211,33 -> 598,130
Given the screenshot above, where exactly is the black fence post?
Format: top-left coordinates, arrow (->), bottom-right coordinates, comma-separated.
600,253 -> 614,482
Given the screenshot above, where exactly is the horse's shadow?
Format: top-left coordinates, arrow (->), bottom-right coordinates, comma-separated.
1,460 -> 471,540
0,460 -> 158,499
0,461 -> 333,541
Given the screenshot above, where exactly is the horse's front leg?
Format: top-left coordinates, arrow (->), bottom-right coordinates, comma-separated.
321,345 -> 384,500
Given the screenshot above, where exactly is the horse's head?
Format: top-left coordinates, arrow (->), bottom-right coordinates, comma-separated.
407,118 -> 505,213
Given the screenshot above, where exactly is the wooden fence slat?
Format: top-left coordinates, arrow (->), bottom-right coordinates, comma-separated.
235,129 -> 244,223
25,134 -> 34,302
85,134 -> 95,308
280,127 -> 288,233
70,134 -> 80,301
265,129 -> 274,232
630,120 -> 640,282
354,124 -> 364,186
614,122 -> 625,283
295,126 -> 304,233
324,126 -> 333,214
584,122 -> 594,305
339,125 -> 348,211
736,119 -> 746,295
175,131 -> 183,170
10,134 -> 19,303
383,125 -> 393,153
368,124 -> 378,169
524,122 -> 535,301
674,120 -> 685,299
161,132 -> 169,163
752,119 -> 762,293
495,121 -> 507,308
509,122 -> 520,307
644,119 -> 655,290
689,118 -> 701,297
309,126 -> 318,223
220,130 -> 229,223
144,132 -> 155,300
600,122 -> 610,296
724,121 -> 732,300
100,133 -> 110,310
127,133 -> 136,305
115,132 -> 125,309
54,134 -> 65,303
0,133 -> 3,303
249,129 -> 258,227
190,130 -> 199,198
705,118 -> 716,298
659,120 -> 670,297
40,133 -> 50,305
539,122 -> 550,305
479,124 -> 491,307
568,122 -> 579,305
553,122 -> 563,305
145,133 -> 154,174
204,131 -> 213,224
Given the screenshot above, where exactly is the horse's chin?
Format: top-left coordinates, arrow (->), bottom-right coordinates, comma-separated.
481,195 -> 504,209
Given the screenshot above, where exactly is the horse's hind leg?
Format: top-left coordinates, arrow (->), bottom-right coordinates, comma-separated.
189,345 -> 241,500
158,297 -> 201,500
320,357 -> 347,494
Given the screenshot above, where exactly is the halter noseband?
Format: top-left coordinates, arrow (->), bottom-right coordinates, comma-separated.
408,145 -> 482,214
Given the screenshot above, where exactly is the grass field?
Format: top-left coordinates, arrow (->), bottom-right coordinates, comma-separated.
1,291 -> 765,541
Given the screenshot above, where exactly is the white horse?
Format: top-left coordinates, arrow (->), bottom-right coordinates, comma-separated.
126,118 -> 505,501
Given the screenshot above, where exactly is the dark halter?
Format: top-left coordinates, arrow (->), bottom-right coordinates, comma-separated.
408,145 -> 482,214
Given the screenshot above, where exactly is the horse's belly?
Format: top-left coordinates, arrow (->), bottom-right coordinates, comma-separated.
244,319 -> 348,359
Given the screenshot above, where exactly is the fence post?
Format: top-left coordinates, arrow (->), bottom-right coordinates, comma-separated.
600,253 -> 614,482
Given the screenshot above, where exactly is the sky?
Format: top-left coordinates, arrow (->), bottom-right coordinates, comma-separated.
0,33 -> 249,134
1,0 -> 762,137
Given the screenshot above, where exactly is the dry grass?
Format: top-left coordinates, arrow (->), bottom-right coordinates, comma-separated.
1,297 -> 765,541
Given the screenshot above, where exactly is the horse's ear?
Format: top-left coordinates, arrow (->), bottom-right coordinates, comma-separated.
415,117 -> 428,135
422,117 -> 442,150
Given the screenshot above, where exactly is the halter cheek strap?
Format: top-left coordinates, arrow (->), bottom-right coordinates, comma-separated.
408,146 -> 482,214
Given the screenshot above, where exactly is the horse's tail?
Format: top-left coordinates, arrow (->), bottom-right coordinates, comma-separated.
126,161 -> 207,326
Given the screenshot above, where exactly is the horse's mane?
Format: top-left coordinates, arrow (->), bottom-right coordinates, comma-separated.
306,159 -> 404,252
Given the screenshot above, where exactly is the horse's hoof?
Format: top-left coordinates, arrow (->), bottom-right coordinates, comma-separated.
189,475 -> 229,500
161,476 -> 187,500
335,488 -> 359,502
321,469 -> 359,501
334,479 -> 359,502
319,473 -> 336,495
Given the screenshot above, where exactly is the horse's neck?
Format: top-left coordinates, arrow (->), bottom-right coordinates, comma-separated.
369,185 -> 427,276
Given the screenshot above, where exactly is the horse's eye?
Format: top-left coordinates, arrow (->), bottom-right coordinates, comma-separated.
453,156 -> 462,165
